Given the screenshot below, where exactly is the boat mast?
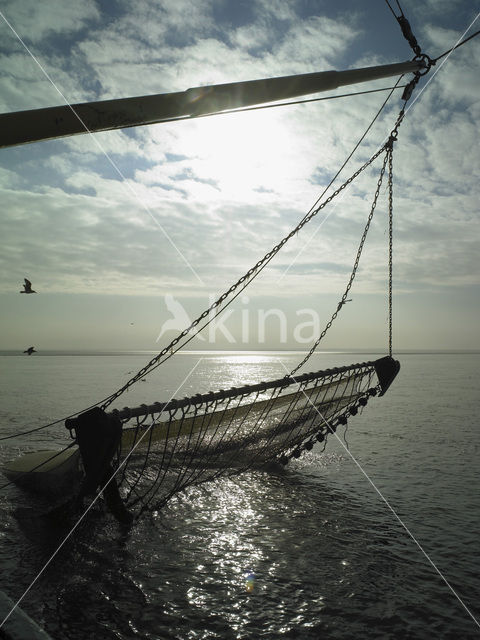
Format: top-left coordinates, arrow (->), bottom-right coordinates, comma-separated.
0,60 -> 422,148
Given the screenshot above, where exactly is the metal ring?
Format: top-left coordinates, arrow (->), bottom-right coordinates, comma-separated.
414,53 -> 432,76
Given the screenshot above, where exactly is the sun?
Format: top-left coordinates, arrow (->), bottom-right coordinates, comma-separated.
173,107 -> 300,198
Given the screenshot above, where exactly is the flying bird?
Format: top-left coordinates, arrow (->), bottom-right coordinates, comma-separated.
20,278 -> 36,294
23,347 -> 36,355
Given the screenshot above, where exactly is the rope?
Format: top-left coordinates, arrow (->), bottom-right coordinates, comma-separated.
0,393 -> 127,441
6,7 -> 475,443
0,74 -> 416,454
285,88 -> 413,375
432,28 -> 480,63
384,0 -> 438,106
0,416 -> 69,441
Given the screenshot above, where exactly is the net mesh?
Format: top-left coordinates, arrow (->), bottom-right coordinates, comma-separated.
110,358 -> 393,516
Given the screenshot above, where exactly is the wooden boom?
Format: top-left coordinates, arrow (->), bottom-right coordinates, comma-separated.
0,60 -> 422,148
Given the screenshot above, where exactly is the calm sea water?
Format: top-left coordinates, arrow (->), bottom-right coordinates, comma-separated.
0,351 -> 479,639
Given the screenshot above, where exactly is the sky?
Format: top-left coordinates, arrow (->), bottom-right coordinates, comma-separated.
0,0 -> 479,352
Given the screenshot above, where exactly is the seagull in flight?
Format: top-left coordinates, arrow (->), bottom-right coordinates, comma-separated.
23,346 -> 36,355
20,278 -> 36,294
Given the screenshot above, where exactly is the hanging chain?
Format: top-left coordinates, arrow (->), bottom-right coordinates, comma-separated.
287,106 -> 405,377
102,143 -> 388,409
387,143 -> 394,357
103,99 -> 412,409
103,116 -> 404,407
289,148 -> 391,378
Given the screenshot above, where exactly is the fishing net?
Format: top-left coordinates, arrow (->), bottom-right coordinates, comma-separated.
87,356 -> 399,518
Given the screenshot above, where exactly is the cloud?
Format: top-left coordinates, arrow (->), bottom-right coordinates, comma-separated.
0,0 -> 478,346
412,0 -> 477,23
1,0 -> 100,43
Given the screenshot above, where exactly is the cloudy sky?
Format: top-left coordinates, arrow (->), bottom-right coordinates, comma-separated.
0,0 -> 479,352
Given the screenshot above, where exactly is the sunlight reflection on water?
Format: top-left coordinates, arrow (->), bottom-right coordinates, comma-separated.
0,352 -> 479,639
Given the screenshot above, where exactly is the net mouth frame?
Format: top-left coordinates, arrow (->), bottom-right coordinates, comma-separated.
374,356 -> 400,396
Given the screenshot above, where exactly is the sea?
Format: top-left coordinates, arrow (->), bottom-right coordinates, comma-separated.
0,350 -> 479,640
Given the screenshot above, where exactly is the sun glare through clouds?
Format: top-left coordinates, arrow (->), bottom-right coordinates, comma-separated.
170,109 -> 300,199
1,0 -> 478,351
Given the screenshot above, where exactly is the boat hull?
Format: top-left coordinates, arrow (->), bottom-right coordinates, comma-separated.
2,448 -> 82,495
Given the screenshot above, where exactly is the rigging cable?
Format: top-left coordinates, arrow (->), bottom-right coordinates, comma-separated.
6,16 -> 480,432
275,74 -> 404,282
432,28 -> 480,62
99,78 -> 407,406
133,84 -> 407,126
384,0 -> 421,56
102,9 -> 480,407
100,143 -> 389,409
103,83 -> 411,408
0,78 -> 406,439
0,417 -> 66,441
288,131 -> 398,378
152,81 -> 408,382
0,148 -> 389,439
385,0 -> 480,67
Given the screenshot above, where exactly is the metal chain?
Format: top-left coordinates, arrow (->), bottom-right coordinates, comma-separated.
388,145 -> 394,357
288,113 -> 403,377
102,143 -> 388,409
289,148 -> 391,378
